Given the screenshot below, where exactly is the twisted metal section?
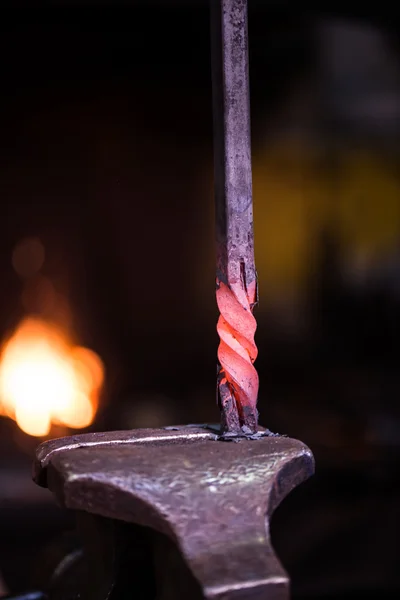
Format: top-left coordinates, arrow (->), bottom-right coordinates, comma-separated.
216,277 -> 258,433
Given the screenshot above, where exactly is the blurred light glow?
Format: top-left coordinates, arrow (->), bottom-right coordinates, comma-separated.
21,275 -> 57,314
0,317 -> 104,437
252,143 -> 400,300
12,237 -> 45,279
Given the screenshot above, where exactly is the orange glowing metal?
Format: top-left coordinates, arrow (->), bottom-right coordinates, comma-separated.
216,279 -> 258,422
0,317 -> 104,437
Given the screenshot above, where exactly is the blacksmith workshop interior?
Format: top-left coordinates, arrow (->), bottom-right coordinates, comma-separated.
0,1 -> 399,599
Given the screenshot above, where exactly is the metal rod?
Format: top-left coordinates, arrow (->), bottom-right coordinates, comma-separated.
211,0 -> 259,434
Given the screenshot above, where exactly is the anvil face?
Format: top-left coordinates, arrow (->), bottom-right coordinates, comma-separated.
34,425 -> 314,600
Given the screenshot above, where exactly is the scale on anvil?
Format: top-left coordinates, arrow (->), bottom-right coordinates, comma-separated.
32,2 -> 314,599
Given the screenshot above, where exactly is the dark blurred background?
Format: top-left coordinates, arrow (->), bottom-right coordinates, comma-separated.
0,1 -> 399,598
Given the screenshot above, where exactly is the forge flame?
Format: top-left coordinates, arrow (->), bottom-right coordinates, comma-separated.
0,317 -> 104,437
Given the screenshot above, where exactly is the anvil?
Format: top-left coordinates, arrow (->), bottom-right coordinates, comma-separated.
32,1 -> 314,598
33,426 -> 314,599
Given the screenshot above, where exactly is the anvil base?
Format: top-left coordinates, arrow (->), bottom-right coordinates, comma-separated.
33,425 -> 314,600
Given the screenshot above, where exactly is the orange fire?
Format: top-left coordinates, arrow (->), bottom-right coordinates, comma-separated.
0,317 -> 104,437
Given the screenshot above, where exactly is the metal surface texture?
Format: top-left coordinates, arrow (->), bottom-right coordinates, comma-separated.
34,426 -> 314,599
211,0 -> 259,434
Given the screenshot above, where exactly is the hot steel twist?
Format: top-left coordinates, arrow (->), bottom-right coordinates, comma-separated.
211,0 -> 259,433
216,277 -> 258,432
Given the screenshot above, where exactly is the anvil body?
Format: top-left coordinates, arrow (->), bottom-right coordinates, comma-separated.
34,425 -> 314,600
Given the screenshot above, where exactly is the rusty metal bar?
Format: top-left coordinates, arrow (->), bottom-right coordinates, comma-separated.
211,0 -> 259,434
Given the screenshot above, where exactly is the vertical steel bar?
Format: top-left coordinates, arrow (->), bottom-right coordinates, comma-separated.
210,0 -> 259,433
